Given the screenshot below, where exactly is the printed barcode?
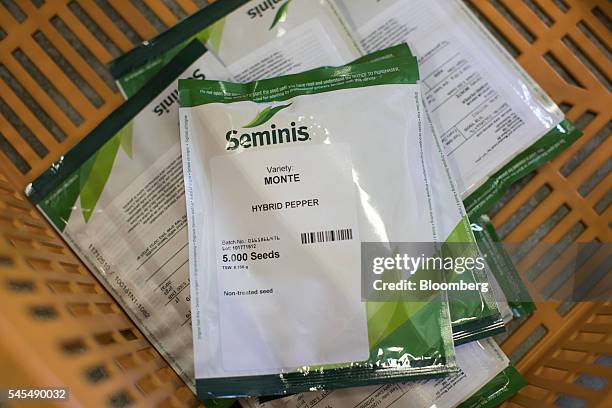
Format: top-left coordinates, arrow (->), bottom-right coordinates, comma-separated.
300,228 -> 353,244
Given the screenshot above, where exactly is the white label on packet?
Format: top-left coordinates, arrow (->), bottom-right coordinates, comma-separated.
256,338 -> 509,408
210,143 -> 368,371
332,0 -> 563,196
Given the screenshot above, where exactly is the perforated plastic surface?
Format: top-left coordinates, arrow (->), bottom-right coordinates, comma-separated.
0,0 -> 609,407
468,1 -> 611,407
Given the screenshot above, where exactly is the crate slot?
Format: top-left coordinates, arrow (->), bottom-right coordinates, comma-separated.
577,21 -> 612,62
491,0 -> 536,43
498,183 -> 553,240
11,48 -> 84,127
578,158 -> 612,197
509,324 -> 548,363
30,304 -> 59,320
92,0 -> 143,44
0,64 -> 67,142
108,389 -> 133,408
33,30 -> 104,109
49,14 -> 118,92
562,34 -> 612,92
522,0 -> 555,27
61,338 -> 88,355
48,280 -> 73,294
0,94 -> 48,158
85,364 -> 111,383
552,0 -> 570,13
127,0 -> 168,32
591,7 -> 611,32
560,119 -> 609,177
66,1 -> 123,58
6,278 -> 35,292
0,131 -> 31,174
544,51 -> 585,89
0,0 -> 27,23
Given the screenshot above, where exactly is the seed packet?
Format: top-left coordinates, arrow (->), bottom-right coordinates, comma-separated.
458,365 -> 527,408
110,0 -> 361,97
179,52 -> 458,398
25,41 -> 232,396
354,44 -> 505,344
245,338 -> 518,408
471,214 -> 536,318
331,0 -> 581,210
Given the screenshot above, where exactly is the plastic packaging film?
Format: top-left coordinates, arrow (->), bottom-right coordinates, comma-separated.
330,0 -> 580,202
244,338 -> 520,408
25,41 -> 232,394
111,0 -> 362,97
178,51 -> 466,398
355,45 -> 504,344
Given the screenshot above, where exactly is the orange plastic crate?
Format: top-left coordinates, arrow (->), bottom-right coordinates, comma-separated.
0,1 -> 610,407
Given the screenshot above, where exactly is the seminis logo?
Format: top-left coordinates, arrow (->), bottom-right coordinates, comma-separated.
225,103 -> 310,151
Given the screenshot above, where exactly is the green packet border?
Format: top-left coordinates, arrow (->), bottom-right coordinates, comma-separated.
472,214 -> 536,317
193,298 -> 456,398
465,119 -> 582,218
254,363 -> 527,407
452,315 -> 505,345
197,363 -> 452,400
108,0 -> 249,80
178,55 -> 419,107
25,40 -> 208,205
458,365 -> 527,408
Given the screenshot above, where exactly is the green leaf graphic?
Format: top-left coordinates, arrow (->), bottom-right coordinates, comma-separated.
270,0 -> 291,30
366,300 -> 427,348
243,103 -> 292,128
79,133 -> 121,222
39,173 -> 81,232
119,121 -> 134,158
195,18 -> 225,52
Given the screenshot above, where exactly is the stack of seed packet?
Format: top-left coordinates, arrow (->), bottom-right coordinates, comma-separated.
26,0 -> 581,407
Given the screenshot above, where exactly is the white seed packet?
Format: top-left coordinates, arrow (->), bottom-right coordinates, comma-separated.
26,42 -> 232,391
331,0 -> 565,196
178,51 -> 459,398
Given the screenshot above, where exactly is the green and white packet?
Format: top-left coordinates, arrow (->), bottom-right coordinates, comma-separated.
355,44 -> 505,344
458,365 -> 527,408
331,0 -> 581,212
471,214 -> 536,318
247,338 -> 516,408
110,0 -> 361,97
179,52 -> 458,398
25,41 -> 232,394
